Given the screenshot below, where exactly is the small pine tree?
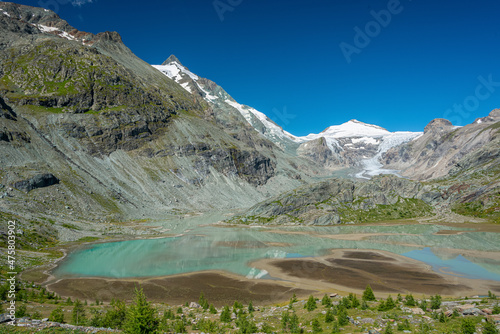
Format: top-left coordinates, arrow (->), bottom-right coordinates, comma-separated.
66,297 -> 73,305
49,306 -> 65,323
331,320 -> 340,333
430,294 -> 442,309
419,298 -> 428,311
311,318 -> 322,333
198,292 -> 209,310
289,313 -> 300,334
378,300 -> 386,311
362,285 -> 376,301
461,317 -> 476,334
384,322 -> 394,334
361,299 -> 369,310
322,294 -> 332,307
341,296 -> 351,309
177,306 -> 183,314
337,306 -> 349,326
404,294 -> 416,306
492,303 -> 500,314
15,304 -> 28,318
281,311 -> 290,331
248,301 -> 254,313
483,319 -> 499,334
305,295 -> 317,311
325,308 -> 335,323
385,295 -> 396,310
173,319 -> 186,333
209,304 -> 217,314
396,293 -> 403,303
123,287 -> 158,334
349,293 -> 360,308
72,299 -> 86,325
220,305 -> 231,323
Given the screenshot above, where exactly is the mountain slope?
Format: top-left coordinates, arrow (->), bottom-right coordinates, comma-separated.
154,57 -> 422,176
0,2 -> 323,236
227,174 -> 435,225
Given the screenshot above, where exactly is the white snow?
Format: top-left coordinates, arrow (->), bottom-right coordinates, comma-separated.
35,24 -> 76,41
180,82 -> 192,93
197,83 -> 218,101
2,10 -> 11,17
153,64 -> 181,80
355,131 -> 422,179
351,137 -> 379,145
152,62 -> 198,82
224,99 -> 297,143
37,24 -> 59,33
476,119 -> 483,124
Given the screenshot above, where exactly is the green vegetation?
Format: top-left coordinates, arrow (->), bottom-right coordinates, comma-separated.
123,287 -> 158,334
362,284 -> 376,301
2,282 -> 499,334
304,295 -> 317,311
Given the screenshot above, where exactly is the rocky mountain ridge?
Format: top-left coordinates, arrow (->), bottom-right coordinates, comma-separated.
154,57 -> 423,175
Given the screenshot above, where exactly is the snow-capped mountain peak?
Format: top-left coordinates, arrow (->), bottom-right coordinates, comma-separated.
152,56 -> 422,178
317,119 -> 390,138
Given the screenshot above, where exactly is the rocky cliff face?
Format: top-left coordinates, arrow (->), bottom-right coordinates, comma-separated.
228,175 -> 435,225
383,110 -> 500,181
381,110 -> 500,222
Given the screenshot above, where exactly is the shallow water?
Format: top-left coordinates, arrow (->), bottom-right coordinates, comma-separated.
53,219 -> 500,282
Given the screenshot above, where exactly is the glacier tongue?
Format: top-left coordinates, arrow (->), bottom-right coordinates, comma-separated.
355,132 -> 422,179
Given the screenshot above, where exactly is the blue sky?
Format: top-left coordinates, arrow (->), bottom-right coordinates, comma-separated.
11,0 -> 500,135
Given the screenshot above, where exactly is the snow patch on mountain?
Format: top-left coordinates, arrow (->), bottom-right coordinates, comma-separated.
153,62 -> 199,82
225,100 -> 296,143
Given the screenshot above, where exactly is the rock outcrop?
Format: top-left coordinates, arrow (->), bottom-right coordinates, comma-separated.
229,175 -> 436,225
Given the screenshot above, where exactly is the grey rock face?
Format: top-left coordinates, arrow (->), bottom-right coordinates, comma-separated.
230,175 -> 435,225
423,118 -> 453,134
12,173 -> 59,192
383,113 -> 500,181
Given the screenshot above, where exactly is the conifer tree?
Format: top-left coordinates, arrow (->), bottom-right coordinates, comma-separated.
362,285 -> 376,301
123,287 -> 158,334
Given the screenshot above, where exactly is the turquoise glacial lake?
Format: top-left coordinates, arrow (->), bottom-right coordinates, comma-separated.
53,217 -> 500,282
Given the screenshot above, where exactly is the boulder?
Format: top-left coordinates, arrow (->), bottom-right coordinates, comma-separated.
189,302 -> 201,308
12,173 -> 59,193
410,307 -> 425,315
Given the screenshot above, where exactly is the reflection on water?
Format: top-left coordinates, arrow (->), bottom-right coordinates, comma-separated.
53,219 -> 500,281
403,247 -> 500,281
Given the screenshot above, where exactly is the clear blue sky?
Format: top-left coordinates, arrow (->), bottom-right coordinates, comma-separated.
11,0 -> 500,135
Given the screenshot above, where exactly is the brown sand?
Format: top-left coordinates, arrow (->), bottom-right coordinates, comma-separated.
251,249 -> 500,298
47,271 -> 313,306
